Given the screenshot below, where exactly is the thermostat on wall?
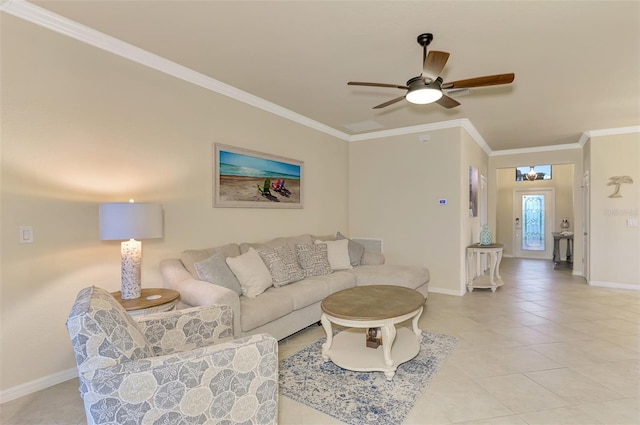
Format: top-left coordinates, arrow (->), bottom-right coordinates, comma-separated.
439,199 -> 447,205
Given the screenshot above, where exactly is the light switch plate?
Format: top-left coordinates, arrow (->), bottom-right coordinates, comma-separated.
627,218 -> 638,227
19,226 -> 33,244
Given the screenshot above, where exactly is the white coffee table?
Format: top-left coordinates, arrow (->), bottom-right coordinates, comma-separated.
320,285 -> 425,380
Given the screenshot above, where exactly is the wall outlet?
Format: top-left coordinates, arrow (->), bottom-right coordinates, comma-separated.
627,218 -> 638,227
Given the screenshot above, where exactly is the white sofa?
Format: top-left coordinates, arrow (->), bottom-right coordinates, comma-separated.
160,233 -> 429,340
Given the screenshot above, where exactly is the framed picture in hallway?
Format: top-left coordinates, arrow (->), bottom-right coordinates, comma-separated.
469,166 -> 478,217
214,143 -> 304,208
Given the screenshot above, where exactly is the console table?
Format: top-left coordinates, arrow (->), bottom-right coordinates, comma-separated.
552,232 -> 573,270
466,243 -> 504,292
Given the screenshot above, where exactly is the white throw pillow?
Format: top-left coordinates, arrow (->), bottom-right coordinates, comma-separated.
315,239 -> 353,271
225,247 -> 273,298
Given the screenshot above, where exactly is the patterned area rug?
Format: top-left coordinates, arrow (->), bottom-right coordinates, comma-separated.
279,331 -> 458,425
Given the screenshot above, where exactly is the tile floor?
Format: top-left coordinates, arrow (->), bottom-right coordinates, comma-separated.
1,258 -> 639,424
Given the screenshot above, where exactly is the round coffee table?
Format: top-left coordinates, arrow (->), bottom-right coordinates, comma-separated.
320,285 -> 425,380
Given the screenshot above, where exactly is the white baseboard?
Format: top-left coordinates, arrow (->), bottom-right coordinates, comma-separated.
0,367 -> 77,404
428,287 -> 466,297
589,280 -> 640,291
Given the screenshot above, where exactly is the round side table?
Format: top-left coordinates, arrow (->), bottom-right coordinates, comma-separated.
466,243 -> 504,292
111,288 -> 180,317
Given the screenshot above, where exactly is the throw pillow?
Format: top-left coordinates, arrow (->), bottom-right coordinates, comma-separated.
315,239 -> 353,271
296,243 -> 332,277
193,252 -> 243,295
256,245 -> 305,287
336,231 -> 366,267
225,248 -> 273,298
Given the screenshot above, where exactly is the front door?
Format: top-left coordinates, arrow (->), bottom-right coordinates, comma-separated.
514,189 -> 555,259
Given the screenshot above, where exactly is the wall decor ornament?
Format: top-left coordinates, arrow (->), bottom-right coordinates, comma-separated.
214,143 -> 303,208
479,224 -> 492,246
607,176 -> 633,198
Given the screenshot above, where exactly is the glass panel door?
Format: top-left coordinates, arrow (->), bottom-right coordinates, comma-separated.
514,189 -> 554,259
522,195 -> 545,251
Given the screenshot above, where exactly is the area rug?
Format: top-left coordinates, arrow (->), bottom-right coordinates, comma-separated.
279,331 -> 458,425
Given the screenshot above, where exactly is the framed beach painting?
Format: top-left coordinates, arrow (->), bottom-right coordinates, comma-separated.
214,144 -> 304,208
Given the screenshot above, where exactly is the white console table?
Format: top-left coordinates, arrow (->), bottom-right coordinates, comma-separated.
466,243 -> 504,292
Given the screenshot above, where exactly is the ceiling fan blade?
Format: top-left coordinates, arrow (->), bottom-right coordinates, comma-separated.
348,82 -> 408,90
441,73 -> 515,89
373,96 -> 406,109
422,51 -> 450,82
436,94 -> 461,109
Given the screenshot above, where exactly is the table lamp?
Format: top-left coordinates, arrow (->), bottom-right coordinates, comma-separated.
99,200 -> 163,299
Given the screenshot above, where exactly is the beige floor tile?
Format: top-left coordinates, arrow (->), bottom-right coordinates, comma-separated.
456,415 -> 528,425
574,397 -> 640,425
483,346 -> 563,373
427,378 -> 513,423
570,359 -> 640,397
518,405 -> 606,425
475,374 -> 568,413
525,368 -> 623,404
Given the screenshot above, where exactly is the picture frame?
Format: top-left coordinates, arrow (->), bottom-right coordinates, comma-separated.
214,143 -> 304,208
469,166 -> 478,217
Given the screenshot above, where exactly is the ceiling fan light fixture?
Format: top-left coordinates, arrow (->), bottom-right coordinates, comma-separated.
406,87 -> 443,104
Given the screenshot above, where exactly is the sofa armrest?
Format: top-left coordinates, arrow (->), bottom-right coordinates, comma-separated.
79,333 -> 278,425
360,250 -> 385,265
136,305 -> 234,356
160,259 -> 242,338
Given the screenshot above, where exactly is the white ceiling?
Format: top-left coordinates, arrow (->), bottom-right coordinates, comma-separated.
16,1 -> 640,151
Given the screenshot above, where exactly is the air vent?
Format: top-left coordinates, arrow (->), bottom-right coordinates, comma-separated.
352,237 -> 383,253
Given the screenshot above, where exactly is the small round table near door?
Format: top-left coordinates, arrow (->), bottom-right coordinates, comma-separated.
320,285 -> 425,380
466,243 -> 505,292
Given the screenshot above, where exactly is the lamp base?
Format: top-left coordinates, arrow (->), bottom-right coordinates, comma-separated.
121,239 -> 142,299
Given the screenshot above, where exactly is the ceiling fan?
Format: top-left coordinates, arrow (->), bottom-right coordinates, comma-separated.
348,33 -> 515,109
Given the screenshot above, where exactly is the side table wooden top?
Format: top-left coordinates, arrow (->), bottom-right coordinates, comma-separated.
321,285 -> 425,321
111,288 -> 180,311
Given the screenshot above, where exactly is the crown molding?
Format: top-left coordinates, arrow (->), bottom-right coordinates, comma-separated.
0,0 -> 351,141
347,119 -> 492,155
490,143 -> 582,156
578,125 -> 640,146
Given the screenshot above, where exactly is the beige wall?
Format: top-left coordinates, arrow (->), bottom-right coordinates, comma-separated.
1,16 -> 348,395
349,127 -> 488,296
587,133 -> 639,287
495,164 -> 574,257
489,148 -> 584,274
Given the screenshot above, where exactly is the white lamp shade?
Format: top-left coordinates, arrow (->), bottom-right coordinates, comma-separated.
99,202 -> 163,240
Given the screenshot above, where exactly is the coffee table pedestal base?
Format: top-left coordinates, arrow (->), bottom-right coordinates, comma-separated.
322,327 -> 421,380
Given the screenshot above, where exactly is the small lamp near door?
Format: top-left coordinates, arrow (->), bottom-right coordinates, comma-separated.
99,200 -> 163,299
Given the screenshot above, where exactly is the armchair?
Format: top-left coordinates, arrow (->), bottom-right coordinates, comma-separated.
66,286 -> 278,425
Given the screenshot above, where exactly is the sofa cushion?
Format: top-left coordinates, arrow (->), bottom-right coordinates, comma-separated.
240,234 -> 314,254
226,248 -> 273,298
256,244 -> 305,287
351,265 -> 430,290
271,277 -> 330,310
336,231 -> 366,267
181,243 -> 241,276
240,289 -> 295,332
315,239 -> 352,271
306,270 -> 356,295
296,243 -> 332,277
66,286 -> 153,373
193,252 -> 243,295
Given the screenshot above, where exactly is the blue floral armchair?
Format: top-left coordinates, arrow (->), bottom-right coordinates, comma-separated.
66,286 -> 278,425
